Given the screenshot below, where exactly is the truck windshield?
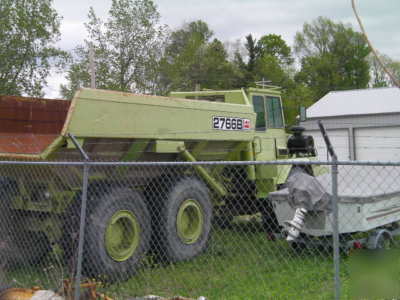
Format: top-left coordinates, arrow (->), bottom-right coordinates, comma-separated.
252,95 -> 284,130
266,96 -> 284,128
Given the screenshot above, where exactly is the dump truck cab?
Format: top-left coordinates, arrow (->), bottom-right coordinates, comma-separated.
170,86 -> 292,198
170,86 -> 288,160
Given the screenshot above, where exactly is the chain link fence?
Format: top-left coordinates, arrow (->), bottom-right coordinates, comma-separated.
0,159 -> 400,299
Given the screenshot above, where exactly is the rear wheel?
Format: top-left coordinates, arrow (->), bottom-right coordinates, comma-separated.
83,188 -> 151,281
152,177 -> 212,262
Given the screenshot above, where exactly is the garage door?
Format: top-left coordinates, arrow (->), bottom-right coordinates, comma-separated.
355,127 -> 400,161
306,129 -> 350,161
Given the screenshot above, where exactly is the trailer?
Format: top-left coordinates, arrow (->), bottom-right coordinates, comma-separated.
270,165 -> 400,252
0,87 -> 318,281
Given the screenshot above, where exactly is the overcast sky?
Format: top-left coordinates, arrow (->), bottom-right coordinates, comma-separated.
46,0 -> 400,97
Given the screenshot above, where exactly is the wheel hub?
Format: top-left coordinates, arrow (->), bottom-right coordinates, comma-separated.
176,199 -> 204,244
105,210 -> 140,262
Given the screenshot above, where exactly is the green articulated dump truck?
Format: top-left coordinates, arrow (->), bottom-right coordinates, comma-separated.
0,86 -> 317,281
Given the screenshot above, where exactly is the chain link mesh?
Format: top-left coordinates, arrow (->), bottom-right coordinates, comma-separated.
0,160 -> 399,299
0,163 -> 83,296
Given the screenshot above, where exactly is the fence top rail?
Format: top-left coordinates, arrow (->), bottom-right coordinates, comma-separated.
0,160 -> 400,167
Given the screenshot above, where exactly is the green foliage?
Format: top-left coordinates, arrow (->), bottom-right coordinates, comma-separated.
61,0 -> 167,99
159,20 -> 237,92
231,33 -> 314,127
294,17 -> 371,99
166,20 -> 213,55
282,84 -> 315,127
233,34 -> 294,88
244,34 -> 258,83
368,53 -> 400,87
201,39 -> 238,89
257,34 -> 293,66
0,0 -> 67,97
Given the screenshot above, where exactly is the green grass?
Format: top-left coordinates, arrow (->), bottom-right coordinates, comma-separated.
5,223 -> 337,299
105,224 -> 335,299
6,222 -> 400,299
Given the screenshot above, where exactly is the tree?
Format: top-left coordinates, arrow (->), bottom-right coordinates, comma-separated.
257,34 -> 293,66
254,34 -> 295,90
201,39 -> 238,89
61,0 -> 167,99
159,20 -> 236,92
294,17 -> 371,99
368,53 -> 400,87
282,84 -> 315,127
231,33 -> 314,127
166,20 -> 213,57
245,34 -> 258,77
233,34 -> 294,88
0,0 -> 67,97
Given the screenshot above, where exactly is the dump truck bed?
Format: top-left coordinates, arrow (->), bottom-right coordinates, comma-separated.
0,95 -> 70,156
0,89 -> 256,159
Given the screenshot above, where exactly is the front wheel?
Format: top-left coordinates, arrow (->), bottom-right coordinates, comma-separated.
260,198 -> 280,234
152,177 -> 212,262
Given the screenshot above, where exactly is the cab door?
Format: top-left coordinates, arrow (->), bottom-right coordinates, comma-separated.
252,94 -> 285,161
251,94 -> 286,197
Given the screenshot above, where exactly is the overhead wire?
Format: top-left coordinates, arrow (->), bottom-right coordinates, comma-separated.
351,0 -> 400,88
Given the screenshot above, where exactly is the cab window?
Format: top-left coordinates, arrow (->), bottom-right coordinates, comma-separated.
252,96 -> 266,131
266,96 -> 284,128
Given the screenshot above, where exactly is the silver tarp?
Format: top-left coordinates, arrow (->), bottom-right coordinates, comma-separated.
286,168 -> 331,212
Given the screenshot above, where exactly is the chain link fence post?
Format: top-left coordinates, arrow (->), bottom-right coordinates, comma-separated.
68,134 -> 90,300
73,162 -> 90,300
317,120 -> 341,299
332,157 -> 340,300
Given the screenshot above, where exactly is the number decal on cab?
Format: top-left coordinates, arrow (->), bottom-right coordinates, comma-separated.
212,116 -> 251,131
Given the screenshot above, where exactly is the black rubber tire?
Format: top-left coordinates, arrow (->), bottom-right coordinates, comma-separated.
83,188 -> 151,282
152,177 -> 212,262
260,198 -> 280,233
61,180 -> 114,263
290,240 -> 308,254
375,232 -> 393,250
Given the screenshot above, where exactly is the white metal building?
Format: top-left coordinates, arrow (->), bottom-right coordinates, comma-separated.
300,87 -> 400,161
